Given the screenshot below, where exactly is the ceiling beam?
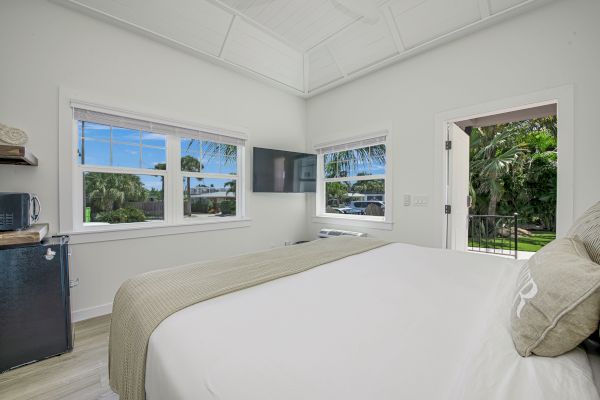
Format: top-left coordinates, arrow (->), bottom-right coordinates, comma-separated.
303,53 -> 310,95
305,15 -> 362,53
478,0 -> 492,18
207,0 -> 305,53
326,45 -> 348,79
218,15 -> 236,58
381,5 -> 406,53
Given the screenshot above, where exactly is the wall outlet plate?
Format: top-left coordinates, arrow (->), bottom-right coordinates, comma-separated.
413,195 -> 429,207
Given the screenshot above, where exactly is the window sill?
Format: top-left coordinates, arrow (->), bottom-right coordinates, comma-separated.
62,217 -> 252,244
311,215 -> 393,231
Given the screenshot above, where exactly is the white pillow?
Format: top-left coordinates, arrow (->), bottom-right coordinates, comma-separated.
568,201 -> 600,264
510,238 -> 600,357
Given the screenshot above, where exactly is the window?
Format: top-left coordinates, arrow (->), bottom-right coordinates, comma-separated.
180,139 -> 238,219
71,106 -> 246,232
315,133 -> 389,222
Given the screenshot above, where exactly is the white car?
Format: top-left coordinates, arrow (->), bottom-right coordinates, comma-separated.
349,201 -> 385,214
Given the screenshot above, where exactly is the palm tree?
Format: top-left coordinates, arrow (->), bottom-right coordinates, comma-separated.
224,180 -> 236,197
324,144 -> 385,178
181,155 -> 202,216
470,126 -> 526,216
85,173 -> 146,215
326,181 -> 350,207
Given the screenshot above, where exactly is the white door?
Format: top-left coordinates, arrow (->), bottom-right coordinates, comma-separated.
447,123 -> 470,251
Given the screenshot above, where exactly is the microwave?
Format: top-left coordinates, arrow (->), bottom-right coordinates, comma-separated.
0,193 -> 40,231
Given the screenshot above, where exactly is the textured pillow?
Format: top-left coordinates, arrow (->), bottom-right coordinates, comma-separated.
567,201 -> 600,264
511,238 -> 600,357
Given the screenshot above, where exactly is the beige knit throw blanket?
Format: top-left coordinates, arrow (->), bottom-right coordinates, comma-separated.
109,236 -> 389,400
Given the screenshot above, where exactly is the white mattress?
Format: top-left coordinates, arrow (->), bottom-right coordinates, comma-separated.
145,243 -> 599,400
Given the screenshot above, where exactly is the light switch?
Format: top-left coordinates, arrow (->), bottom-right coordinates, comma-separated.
403,194 -> 411,206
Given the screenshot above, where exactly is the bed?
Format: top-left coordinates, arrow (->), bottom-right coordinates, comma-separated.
139,242 -> 599,400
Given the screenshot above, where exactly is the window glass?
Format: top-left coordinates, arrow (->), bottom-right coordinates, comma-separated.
112,127 -> 140,144
221,156 -> 237,175
79,121 -> 110,141
323,144 -> 386,178
112,143 -> 140,168
181,139 -> 201,172
180,139 -> 237,174
183,177 -> 236,218
200,142 -> 237,174
78,138 -> 110,166
142,131 -> 166,148
142,147 -> 166,170
322,142 -> 386,218
325,179 -> 385,216
74,112 -> 244,231
83,172 -> 164,224
78,122 -> 167,169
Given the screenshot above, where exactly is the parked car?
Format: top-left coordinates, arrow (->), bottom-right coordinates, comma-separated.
327,206 -> 363,215
349,201 -> 385,214
338,207 -> 363,215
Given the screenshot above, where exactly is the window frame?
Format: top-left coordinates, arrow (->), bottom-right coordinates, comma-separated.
314,129 -> 393,228
59,93 -> 249,241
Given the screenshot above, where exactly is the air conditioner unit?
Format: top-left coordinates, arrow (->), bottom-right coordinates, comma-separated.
318,229 -> 367,238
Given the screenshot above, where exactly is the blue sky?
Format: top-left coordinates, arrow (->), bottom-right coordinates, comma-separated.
78,122 -> 236,191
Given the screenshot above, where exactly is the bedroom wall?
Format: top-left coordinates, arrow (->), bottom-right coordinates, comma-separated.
0,0 -> 309,319
306,0 -> 600,247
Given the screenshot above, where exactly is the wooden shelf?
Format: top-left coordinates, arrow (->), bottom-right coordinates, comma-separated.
0,144 -> 38,166
0,224 -> 48,246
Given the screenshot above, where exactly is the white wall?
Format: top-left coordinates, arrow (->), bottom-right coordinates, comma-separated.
306,0 -> 600,247
0,0 -> 309,319
2,0 -> 599,320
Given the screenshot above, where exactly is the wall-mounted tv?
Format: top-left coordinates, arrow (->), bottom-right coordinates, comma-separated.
253,147 -> 316,193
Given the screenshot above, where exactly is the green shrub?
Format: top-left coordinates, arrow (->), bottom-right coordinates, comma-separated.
219,200 -> 235,216
191,198 -> 210,213
97,208 -> 146,223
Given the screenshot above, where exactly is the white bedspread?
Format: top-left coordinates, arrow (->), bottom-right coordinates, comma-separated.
145,243 -> 599,400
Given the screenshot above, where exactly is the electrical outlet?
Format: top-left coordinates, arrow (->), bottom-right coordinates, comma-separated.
413,195 -> 429,207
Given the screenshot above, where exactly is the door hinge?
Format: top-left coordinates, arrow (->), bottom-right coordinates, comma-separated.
445,205 -> 452,214
445,140 -> 452,150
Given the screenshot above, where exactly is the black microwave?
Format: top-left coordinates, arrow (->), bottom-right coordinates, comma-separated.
0,193 -> 40,231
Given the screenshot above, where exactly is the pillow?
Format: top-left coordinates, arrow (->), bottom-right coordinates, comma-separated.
567,201 -> 600,264
511,237 -> 600,357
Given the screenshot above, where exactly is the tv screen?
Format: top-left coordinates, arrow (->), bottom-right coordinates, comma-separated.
253,147 -> 316,193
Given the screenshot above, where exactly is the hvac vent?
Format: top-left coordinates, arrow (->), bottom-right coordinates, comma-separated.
318,229 -> 367,238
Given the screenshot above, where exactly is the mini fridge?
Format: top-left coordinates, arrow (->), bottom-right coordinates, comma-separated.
0,236 -> 73,372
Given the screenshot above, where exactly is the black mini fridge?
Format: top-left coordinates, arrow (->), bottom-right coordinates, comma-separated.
0,236 -> 73,372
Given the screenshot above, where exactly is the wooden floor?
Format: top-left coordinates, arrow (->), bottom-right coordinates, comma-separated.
0,315 -> 117,400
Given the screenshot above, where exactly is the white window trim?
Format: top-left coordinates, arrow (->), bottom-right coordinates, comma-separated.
312,127 -> 393,230
58,88 -> 250,243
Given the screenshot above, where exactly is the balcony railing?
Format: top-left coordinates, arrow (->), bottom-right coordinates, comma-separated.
468,213 -> 519,259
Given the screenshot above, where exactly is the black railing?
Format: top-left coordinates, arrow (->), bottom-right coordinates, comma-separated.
468,213 -> 519,259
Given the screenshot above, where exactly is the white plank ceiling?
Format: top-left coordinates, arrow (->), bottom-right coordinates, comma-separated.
59,0 -> 554,97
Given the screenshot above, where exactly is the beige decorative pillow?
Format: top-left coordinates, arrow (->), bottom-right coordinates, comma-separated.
511,238 -> 600,357
567,201 -> 600,264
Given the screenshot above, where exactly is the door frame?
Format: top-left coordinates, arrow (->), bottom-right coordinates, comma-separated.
434,85 -> 574,249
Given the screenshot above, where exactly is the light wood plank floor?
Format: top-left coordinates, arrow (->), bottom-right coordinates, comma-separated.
0,315 -> 117,400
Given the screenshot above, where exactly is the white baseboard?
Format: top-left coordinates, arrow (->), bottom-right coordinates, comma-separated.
72,302 -> 112,322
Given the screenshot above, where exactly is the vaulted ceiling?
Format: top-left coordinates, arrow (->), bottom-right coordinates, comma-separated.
59,0 -> 552,97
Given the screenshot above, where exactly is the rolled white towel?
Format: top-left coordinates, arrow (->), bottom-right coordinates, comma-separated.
0,122 -> 28,145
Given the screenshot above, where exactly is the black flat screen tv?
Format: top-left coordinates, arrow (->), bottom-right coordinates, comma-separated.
253,147 -> 316,193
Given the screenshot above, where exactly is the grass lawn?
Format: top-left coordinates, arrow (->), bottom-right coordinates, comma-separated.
469,231 -> 556,253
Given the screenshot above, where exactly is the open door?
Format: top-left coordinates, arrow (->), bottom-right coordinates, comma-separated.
446,123 -> 470,251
